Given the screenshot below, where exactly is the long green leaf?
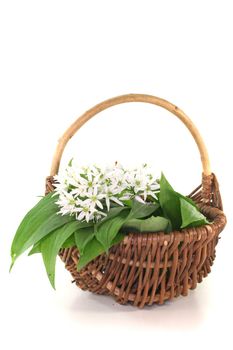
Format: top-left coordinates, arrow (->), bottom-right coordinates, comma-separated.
100,206 -> 129,223
159,173 -> 181,230
10,193 -> 75,268
41,221 -> 88,288
127,199 -> 159,220
11,193 -> 57,264
12,212 -> 75,267
29,227 -> 82,256
96,211 -> 128,251
61,234 -> 76,248
180,198 -> 210,228
77,238 -> 105,271
112,232 -> 125,245
74,226 -> 95,254
77,232 -> 125,271
122,216 -> 170,233
28,242 -> 41,255
176,192 -> 198,209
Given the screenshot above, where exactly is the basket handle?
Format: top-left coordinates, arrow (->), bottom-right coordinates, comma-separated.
50,94 -> 211,176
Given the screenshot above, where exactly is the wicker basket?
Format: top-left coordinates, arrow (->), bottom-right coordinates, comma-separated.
46,94 -> 226,308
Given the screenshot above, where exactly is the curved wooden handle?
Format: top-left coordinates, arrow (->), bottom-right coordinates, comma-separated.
50,94 -> 211,176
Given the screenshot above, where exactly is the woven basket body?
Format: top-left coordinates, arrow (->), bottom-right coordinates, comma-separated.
46,94 -> 226,308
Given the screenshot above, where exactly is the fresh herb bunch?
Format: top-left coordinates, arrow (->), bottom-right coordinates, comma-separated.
10,162 -> 210,288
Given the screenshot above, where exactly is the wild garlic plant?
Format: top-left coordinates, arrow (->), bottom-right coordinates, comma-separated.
53,161 -> 160,223
11,162 -> 210,287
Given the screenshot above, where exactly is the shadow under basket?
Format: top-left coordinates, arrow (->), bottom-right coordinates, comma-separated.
46,94 -> 227,308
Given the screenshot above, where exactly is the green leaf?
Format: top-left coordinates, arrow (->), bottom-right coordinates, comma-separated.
75,226 -> 95,254
12,213 -> 74,266
77,237 -> 105,271
96,211 -> 129,251
180,198 -> 210,228
159,173 -> 181,230
28,242 -> 41,255
166,220 -> 173,233
122,216 -> 170,233
176,192 -> 198,209
77,231 -> 125,271
61,234 -> 76,248
127,199 -> 159,220
100,206 -> 129,224
41,221 -> 85,289
29,230 -> 79,256
10,192 -> 75,269
11,193 -> 57,266
160,172 -> 174,190
112,231 -> 125,245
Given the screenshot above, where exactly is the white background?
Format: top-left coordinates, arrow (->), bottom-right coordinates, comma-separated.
0,1 -> 232,349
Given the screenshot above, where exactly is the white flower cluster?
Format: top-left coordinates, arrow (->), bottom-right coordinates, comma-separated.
53,161 -> 160,223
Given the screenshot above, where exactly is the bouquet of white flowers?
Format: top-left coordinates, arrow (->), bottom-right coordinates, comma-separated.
54,162 -> 159,221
